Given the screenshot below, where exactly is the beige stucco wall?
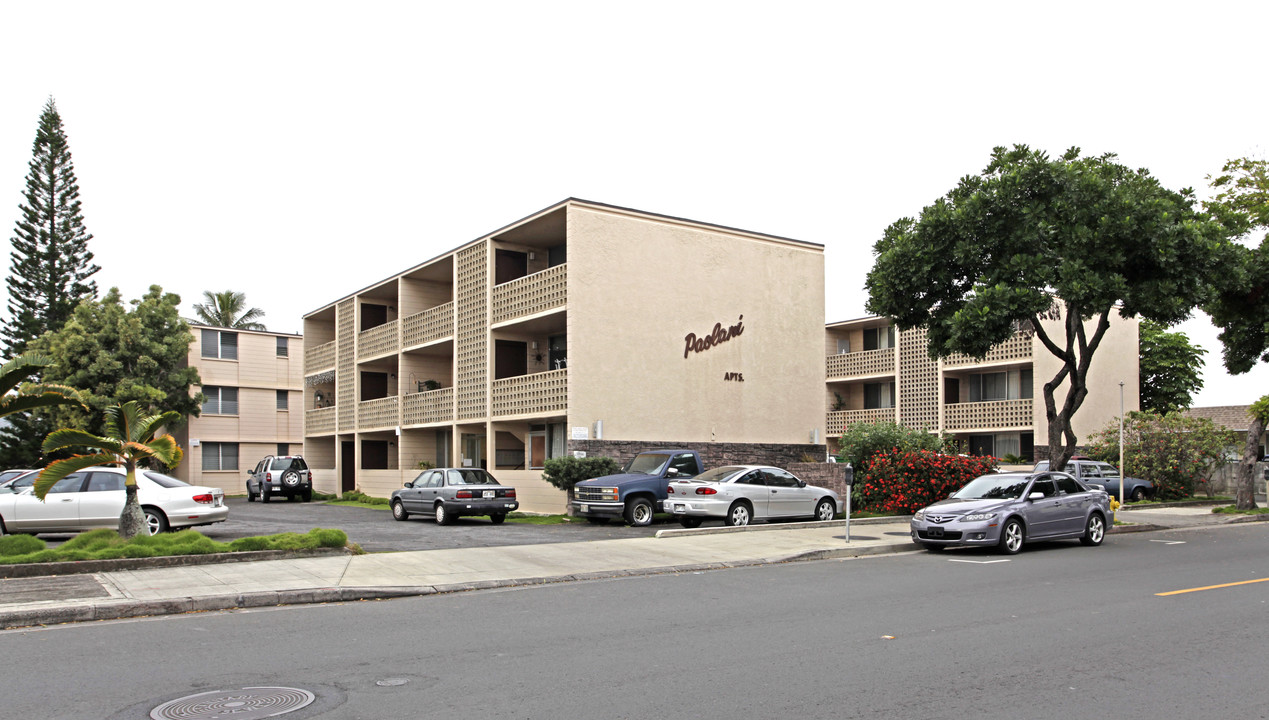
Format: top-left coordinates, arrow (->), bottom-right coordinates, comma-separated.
564,205 -> 826,445
1031,309 -> 1140,444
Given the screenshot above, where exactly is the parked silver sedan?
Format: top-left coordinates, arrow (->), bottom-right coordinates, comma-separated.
910,471 -> 1111,554
0,466 -> 227,536
665,465 -> 840,528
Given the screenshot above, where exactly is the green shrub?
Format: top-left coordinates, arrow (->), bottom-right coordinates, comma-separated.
340,490 -> 389,506
835,421 -> 950,471
229,536 -> 272,552
309,528 -> 348,548
0,534 -> 46,557
1087,411 -> 1231,501
541,456 -> 621,491
855,449 -> 998,515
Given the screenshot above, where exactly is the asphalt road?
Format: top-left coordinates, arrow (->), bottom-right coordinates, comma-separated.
7,522 -> 1267,719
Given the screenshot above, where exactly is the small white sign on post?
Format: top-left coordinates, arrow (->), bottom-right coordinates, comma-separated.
573,451 -> 587,459
571,426 -> 589,440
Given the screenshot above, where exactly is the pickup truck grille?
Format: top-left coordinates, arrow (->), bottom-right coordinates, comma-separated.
575,486 -> 617,502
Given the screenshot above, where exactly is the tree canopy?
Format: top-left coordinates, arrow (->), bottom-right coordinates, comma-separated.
866,145 -> 1226,470
1138,319 -> 1205,415
27,285 -> 202,439
1203,157 -> 1269,375
3,97 -> 99,357
191,290 -> 266,330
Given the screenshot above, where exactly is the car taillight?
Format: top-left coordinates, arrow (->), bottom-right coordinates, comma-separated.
667,485 -> 675,494
265,472 -> 272,481
456,490 -> 472,499
695,487 -> 717,495
192,493 -> 214,504
506,488 -> 516,498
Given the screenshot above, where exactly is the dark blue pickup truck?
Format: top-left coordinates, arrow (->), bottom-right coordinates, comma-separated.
572,449 -> 703,526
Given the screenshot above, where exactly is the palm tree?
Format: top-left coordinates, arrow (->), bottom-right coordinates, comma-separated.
0,353 -> 85,418
191,290 -> 266,330
34,401 -> 183,538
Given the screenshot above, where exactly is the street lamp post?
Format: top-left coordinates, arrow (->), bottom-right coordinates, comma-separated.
1118,381 -> 1125,515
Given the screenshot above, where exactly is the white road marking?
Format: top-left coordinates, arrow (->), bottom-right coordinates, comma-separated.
1149,540 -> 1187,545
948,559 -> 1012,564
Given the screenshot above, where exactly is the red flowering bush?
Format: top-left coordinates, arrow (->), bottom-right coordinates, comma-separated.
856,449 -> 998,515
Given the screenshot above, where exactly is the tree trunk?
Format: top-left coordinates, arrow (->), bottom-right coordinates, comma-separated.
1236,418 -> 1264,510
118,483 -> 147,538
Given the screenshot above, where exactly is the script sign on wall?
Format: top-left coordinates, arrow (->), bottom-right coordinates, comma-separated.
684,315 -> 744,359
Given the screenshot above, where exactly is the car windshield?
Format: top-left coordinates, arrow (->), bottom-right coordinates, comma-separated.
688,466 -> 745,483
623,453 -> 670,475
452,470 -> 498,485
952,474 -> 1032,500
144,472 -> 191,488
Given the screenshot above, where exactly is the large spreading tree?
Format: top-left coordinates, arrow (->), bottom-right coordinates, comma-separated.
866,145 -> 1226,471
26,285 -> 202,440
1138,319 -> 1205,415
4,97 -> 99,357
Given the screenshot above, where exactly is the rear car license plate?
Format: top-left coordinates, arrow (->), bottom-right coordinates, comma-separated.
482,490 -> 495,499
672,503 -> 686,513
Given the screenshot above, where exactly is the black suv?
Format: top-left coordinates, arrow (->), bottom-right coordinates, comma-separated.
247,455 -> 313,502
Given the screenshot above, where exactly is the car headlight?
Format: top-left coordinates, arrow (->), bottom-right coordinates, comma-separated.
913,509 -> 926,521
960,512 -> 997,523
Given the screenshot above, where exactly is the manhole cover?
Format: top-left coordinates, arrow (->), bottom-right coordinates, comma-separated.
151,687 -> 315,719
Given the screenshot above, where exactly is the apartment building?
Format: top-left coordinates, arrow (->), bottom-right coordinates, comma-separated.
302,199 -> 828,513
825,312 -> 1140,461
171,325 -> 305,489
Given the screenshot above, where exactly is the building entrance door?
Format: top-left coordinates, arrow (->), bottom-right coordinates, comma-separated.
341,441 -> 356,492
462,433 -> 486,469
529,432 -> 546,469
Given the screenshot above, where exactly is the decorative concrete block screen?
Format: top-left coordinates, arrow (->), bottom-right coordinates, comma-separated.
358,319 -> 399,360
943,398 -> 1033,432
306,340 -> 335,373
491,368 -> 566,417
336,299 -> 356,432
491,263 -> 567,325
358,395 -> 400,430
403,302 -> 454,349
456,243 -> 488,421
826,347 -> 895,379
403,387 -> 454,425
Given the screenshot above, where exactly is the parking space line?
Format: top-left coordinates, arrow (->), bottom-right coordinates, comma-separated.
1156,577 -> 1269,596
948,559 -> 1011,565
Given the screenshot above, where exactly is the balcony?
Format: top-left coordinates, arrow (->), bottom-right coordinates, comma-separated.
358,395 -> 400,430
402,387 -> 454,425
827,408 -> 896,435
402,302 -> 455,348
943,398 -> 1033,431
305,406 -> 337,436
359,320 -> 399,360
491,368 -> 567,417
306,341 -> 335,373
492,264 -> 566,325
944,332 -> 1032,368
826,347 -> 895,379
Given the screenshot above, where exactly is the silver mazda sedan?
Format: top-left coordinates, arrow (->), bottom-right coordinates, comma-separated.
910,471 -> 1111,554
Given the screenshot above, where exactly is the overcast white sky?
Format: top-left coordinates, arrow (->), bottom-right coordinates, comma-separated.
1,1 -> 1265,406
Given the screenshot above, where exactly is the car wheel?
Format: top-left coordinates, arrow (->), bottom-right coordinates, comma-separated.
814,498 -> 836,522
489,513 -> 506,524
281,470 -> 301,489
435,502 -> 453,526
261,488 -> 271,503
679,517 -> 703,529
724,502 -> 752,527
286,493 -> 298,502
998,518 -> 1024,554
144,508 -> 169,535
1130,487 -> 1147,503
391,499 -> 409,521
1080,513 -> 1106,546
246,484 -> 257,502
302,489 -> 313,502
585,517 -> 610,525
624,497 -> 654,527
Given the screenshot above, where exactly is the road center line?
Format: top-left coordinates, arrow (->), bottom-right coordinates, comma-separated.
1156,577 -> 1269,596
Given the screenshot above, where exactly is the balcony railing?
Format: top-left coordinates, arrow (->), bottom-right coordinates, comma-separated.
826,347 -> 895,379
491,368 -> 567,417
492,264 -> 567,325
403,302 -> 454,348
402,387 -> 454,425
305,341 -> 336,372
358,395 -> 400,430
358,320 -> 399,360
305,406 -> 337,436
943,398 -> 1033,431
826,408 -> 896,435
944,332 -> 1033,367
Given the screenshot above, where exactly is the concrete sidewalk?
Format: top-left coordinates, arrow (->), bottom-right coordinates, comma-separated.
1,505 -> 1261,630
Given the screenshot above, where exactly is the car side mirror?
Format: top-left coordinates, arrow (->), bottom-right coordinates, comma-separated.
798,480 -> 806,488
667,468 -> 680,477
404,481 -> 414,488
1028,492 -> 1044,501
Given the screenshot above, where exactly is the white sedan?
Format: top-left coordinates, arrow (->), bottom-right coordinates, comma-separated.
665,465 -> 840,528
0,466 -> 227,536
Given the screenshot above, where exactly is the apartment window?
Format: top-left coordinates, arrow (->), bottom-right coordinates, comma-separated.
202,442 -> 239,471
276,337 -> 289,357
202,386 -> 239,415
837,338 -> 850,355
863,326 -> 895,351
277,443 -> 289,456
276,390 -> 289,410
969,370 -> 1033,402
201,329 -> 239,360
863,381 -> 896,409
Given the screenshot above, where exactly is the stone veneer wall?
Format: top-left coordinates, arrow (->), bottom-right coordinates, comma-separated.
567,440 -> 827,471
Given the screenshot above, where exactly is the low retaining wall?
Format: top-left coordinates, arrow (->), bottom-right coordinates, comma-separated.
567,440 -> 827,470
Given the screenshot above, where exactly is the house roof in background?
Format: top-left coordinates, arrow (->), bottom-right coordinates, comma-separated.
1183,405 -> 1253,431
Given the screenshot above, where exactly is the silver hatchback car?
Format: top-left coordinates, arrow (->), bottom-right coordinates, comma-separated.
910,471 -> 1111,554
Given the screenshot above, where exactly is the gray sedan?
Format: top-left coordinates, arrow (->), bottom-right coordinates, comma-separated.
391,468 -> 519,525
665,465 -> 840,528
910,471 -> 1111,554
